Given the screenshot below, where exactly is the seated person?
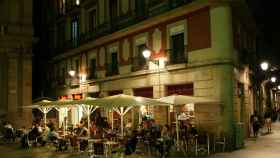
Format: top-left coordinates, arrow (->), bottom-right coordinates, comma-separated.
47,128 -> 60,141
28,123 -> 42,142
78,124 -> 89,151
189,124 -> 198,137
105,128 -> 116,140
125,130 -> 138,155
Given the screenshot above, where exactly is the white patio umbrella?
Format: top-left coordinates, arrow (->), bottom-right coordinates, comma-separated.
158,95 -> 219,149
94,94 -> 168,136
28,97 -> 56,126
44,97 -> 99,130
73,97 -> 98,129
159,95 -> 218,105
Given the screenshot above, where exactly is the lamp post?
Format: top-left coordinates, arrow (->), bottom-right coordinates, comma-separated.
68,70 -> 90,127
259,61 -> 279,112
142,48 -> 161,98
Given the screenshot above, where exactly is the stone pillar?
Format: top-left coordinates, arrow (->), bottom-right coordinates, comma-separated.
6,50 -> 32,128
210,4 -> 235,150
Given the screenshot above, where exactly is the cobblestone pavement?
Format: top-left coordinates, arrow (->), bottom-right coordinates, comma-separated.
1,123 -> 280,158
209,122 -> 280,158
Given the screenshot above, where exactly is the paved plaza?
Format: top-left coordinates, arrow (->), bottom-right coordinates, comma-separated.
209,122 -> 280,158
1,123 -> 280,158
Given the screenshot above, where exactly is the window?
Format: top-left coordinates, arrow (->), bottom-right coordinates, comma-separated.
62,67 -> 66,84
71,16 -> 80,48
106,52 -> 119,76
137,44 -> 146,63
57,22 -> 65,48
109,0 -> 118,21
108,90 -> 123,96
132,44 -> 147,71
170,33 -> 185,64
75,59 -> 80,75
89,9 -> 97,32
133,87 -> 153,98
167,84 -> 193,96
111,52 -> 119,75
58,0 -> 66,14
89,58 -> 97,79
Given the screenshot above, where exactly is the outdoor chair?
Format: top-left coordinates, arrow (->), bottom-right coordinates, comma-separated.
195,132 -> 210,156
213,132 -> 226,153
89,142 -> 106,158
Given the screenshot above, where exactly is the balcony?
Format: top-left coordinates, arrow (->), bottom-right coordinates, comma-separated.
131,57 -> 147,72
54,0 -> 194,54
166,45 -> 188,65
87,69 -> 98,80
105,63 -> 119,77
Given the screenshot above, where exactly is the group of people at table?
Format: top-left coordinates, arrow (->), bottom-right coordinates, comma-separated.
1,112 -> 198,157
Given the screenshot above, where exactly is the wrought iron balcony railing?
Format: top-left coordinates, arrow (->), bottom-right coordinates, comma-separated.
131,57 -> 148,72
54,0 -> 194,54
105,63 -> 119,77
166,45 -> 188,65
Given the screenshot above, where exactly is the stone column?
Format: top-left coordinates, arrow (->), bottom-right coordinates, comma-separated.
210,3 -> 235,150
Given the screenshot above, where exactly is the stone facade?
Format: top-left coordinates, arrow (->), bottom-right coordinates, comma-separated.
0,0 -> 33,128
46,0 -> 256,149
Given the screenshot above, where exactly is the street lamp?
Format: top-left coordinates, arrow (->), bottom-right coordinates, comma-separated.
260,61 -> 269,71
271,76 -> 277,83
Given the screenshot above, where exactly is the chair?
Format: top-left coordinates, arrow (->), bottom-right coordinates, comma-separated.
213,132 -> 226,153
195,132 -> 210,156
89,142 -> 105,158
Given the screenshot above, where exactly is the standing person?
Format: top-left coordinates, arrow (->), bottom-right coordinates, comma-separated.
250,111 -> 260,138
264,109 -> 272,133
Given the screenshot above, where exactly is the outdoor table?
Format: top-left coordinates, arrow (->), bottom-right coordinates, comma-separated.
104,141 -> 118,158
88,139 -> 103,155
78,136 -> 89,140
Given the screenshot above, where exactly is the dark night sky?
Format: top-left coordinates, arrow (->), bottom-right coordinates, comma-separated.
247,0 -> 280,65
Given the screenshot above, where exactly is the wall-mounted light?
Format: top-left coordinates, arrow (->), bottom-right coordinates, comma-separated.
142,49 -> 151,59
260,61 -> 269,71
68,70 -> 76,77
278,85 -> 280,90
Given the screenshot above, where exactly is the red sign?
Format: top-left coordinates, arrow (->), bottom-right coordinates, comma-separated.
72,93 -> 82,100
58,95 -> 68,100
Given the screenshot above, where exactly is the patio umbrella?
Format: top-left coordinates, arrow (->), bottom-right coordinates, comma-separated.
73,97 -> 98,129
95,94 -> 168,136
158,95 -> 218,105
44,97 -> 99,130
158,95 -> 219,149
28,97 -> 56,126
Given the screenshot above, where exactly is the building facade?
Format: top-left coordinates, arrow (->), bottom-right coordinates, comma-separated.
0,0 -> 33,127
45,0 -> 257,149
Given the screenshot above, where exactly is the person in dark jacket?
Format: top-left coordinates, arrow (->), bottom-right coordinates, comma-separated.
250,111 -> 261,137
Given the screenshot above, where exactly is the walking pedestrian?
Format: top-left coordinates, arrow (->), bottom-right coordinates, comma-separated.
264,109 -> 272,133
250,111 -> 260,138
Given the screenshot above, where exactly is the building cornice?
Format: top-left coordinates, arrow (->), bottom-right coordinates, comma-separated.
69,59 -> 235,86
